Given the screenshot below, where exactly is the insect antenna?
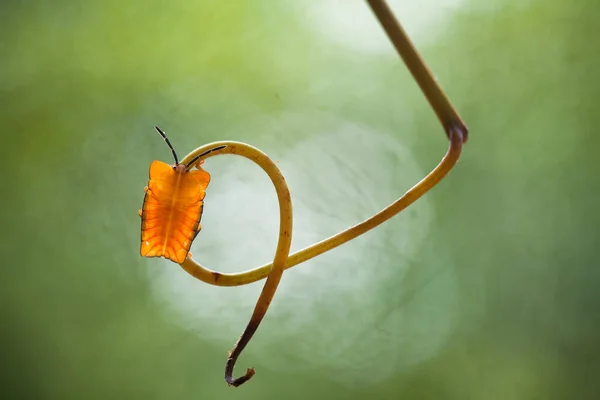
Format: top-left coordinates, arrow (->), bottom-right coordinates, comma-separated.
185,145 -> 227,170
154,126 -> 180,165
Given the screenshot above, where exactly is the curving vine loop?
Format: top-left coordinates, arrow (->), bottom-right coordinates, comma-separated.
181,142 -> 293,386
173,0 -> 468,387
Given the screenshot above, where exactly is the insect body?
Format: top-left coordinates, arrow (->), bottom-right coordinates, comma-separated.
139,126 -> 219,264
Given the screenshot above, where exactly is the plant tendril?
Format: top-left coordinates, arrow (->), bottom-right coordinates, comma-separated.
171,0 -> 468,387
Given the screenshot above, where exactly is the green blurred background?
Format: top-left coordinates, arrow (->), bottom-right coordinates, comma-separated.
2,0 -> 599,398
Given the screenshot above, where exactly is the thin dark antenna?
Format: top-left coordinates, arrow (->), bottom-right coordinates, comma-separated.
154,126 -> 179,165
185,145 -> 227,170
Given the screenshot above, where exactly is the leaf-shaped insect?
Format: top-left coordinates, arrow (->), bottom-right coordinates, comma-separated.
139,126 -> 223,264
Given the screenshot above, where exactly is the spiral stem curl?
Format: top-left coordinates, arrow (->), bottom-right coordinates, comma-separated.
174,0 -> 468,387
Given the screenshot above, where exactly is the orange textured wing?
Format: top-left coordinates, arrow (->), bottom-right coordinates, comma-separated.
140,161 -> 211,264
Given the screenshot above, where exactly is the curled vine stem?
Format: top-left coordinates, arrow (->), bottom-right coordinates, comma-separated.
176,0 -> 468,387
180,143 -> 293,387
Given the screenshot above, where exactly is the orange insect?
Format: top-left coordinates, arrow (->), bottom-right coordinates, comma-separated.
139,126 -> 225,264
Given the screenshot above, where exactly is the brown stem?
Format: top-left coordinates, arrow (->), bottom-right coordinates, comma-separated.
366,0 -> 469,142
224,268 -> 283,386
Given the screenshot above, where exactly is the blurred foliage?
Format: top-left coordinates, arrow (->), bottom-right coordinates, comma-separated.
1,0 -> 599,399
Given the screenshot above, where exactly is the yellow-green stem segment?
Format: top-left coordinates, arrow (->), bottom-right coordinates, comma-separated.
180,130 -> 463,288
